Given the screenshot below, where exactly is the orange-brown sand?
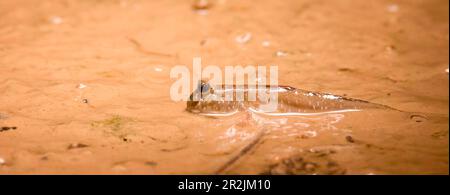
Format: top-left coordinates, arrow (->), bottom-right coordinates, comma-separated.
0,0 -> 448,174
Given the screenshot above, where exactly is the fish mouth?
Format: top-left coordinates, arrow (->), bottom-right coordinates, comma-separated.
186,92 -> 199,112
186,80 -> 217,113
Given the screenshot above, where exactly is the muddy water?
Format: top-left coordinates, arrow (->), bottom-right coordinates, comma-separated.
0,0 -> 448,174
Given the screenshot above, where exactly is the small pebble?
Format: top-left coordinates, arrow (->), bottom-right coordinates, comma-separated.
446,68 -> 449,74
77,83 -> 87,89
262,41 -> 271,47
0,157 -> 5,165
82,99 -> 89,104
275,51 -> 288,57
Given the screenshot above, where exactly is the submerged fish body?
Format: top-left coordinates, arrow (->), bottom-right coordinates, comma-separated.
186,80 -> 399,174
184,81 -> 447,174
186,81 -> 393,116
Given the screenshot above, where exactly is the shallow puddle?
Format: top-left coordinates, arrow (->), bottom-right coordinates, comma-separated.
0,0 -> 448,174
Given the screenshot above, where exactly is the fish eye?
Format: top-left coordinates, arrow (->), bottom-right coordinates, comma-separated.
197,80 -> 211,94
201,83 -> 210,93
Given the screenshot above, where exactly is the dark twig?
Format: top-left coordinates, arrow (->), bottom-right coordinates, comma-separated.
215,128 -> 267,174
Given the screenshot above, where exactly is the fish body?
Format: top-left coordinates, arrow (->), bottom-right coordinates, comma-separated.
187,80 -> 393,116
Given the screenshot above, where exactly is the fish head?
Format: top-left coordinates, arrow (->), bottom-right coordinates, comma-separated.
186,80 -> 240,115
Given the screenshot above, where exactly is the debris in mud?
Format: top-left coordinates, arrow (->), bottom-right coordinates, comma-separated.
263,153 -> 345,175
308,147 -> 337,156
431,130 -> 449,139
0,126 -> 17,132
82,99 -> 89,104
338,68 -> 354,72
145,161 -> 158,166
200,39 -> 208,46
160,146 -> 188,152
91,116 -> 147,143
410,114 -> 427,123
0,157 -> 5,166
192,0 -> 213,11
67,143 -> 89,150
446,68 -> 449,74
346,135 -> 355,143
235,32 -> 252,44
77,83 -> 87,89
385,45 -> 397,54
267,157 -> 317,175
91,115 -> 130,132
275,51 -> 289,57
